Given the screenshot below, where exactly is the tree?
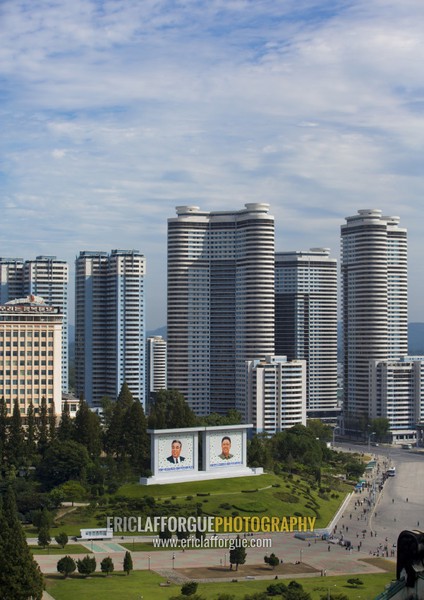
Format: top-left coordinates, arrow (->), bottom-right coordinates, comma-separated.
77,555 -> 97,577
123,400 -> 149,470
99,396 -> 114,429
345,460 -> 365,479
31,507 -> 54,532
264,553 -> 280,569
199,410 -> 242,426
48,408 -> 56,443
36,440 -> 91,489
306,419 -> 333,442
159,527 -> 172,541
267,582 -> 288,596
0,485 -> 44,599
57,480 -> 87,505
176,529 -> 190,541
100,556 -> 114,576
370,418 -> 390,442
36,397 -> 50,456
57,555 -> 76,578
195,527 -> 205,541
117,381 -> 135,409
247,434 -> 273,470
25,402 -> 37,462
105,388 -> 132,458
123,550 -> 133,575
37,527 -> 51,549
229,536 -> 246,571
285,582 -> 312,600
6,399 -> 25,467
74,399 -> 102,458
57,400 -> 74,442
181,581 -> 198,596
0,397 -> 7,464
148,389 -> 197,429
55,532 -> 69,549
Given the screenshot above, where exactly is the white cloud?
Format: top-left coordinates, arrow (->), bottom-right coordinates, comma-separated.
1,0 -> 424,326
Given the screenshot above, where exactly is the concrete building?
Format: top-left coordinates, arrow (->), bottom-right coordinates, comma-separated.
0,295 -> 62,415
0,256 -> 69,392
246,355 -> 306,434
275,248 -> 338,421
75,249 -> 146,408
146,336 -> 167,410
369,356 -> 424,443
167,203 -> 275,417
341,209 -> 408,421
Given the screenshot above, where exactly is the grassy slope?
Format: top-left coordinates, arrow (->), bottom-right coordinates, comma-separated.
55,473 -> 350,536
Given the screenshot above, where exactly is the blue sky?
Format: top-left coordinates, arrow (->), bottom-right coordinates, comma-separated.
1,0 -> 424,328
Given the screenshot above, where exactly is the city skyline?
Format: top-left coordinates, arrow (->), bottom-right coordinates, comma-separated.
1,1 -> 424,329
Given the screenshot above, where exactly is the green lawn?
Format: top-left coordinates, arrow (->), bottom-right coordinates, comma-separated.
56,473 -> 350,535
45,570 -> 395,600
30,544 -> 91,555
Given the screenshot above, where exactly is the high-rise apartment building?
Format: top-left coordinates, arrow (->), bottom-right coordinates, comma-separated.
275,249 -> 338,420
246,355 -> 306,434
167,204 -> 275,416
146,336 -> 167,409
0,256 -> 69,392
75,250 -> 146,408
369,356 -> 423,440
0,295 -> 63,415
341,209 -> 408,420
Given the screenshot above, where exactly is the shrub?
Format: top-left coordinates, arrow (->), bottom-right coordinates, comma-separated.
181,581 -> 198,596
267,582 -> 288,595
100,556 -> 114,576
76,555 -> 96,577
57,556 -> 76,578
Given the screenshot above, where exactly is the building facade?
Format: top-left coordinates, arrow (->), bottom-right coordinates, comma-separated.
0,256 -> 69,392
146,336 -> 167,409
341,209 -> 408,421
369,356 -> 424,442
275,248 -> 338,420
75,249 -> 146,408
167,204 -> 275,416
246,355 -> 306,434
0,295 -> 63,415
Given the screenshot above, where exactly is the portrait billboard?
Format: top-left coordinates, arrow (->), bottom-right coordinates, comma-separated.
157,434 -> 195,473
208,431 -> 243,468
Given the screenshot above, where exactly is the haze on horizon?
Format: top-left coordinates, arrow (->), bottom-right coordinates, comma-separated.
1,0 -> 424,328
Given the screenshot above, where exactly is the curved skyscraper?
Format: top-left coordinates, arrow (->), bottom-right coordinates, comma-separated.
341,209 -> 408,420
167,204 -> 275,417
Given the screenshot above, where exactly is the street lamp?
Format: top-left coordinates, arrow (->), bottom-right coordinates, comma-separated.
332,426 -> 340,448
148,554 -> 151,570
368,431 -> 376,454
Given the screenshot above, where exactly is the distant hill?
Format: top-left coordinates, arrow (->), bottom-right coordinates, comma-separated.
147,326 -> 167,339
409,323 -> 424,355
